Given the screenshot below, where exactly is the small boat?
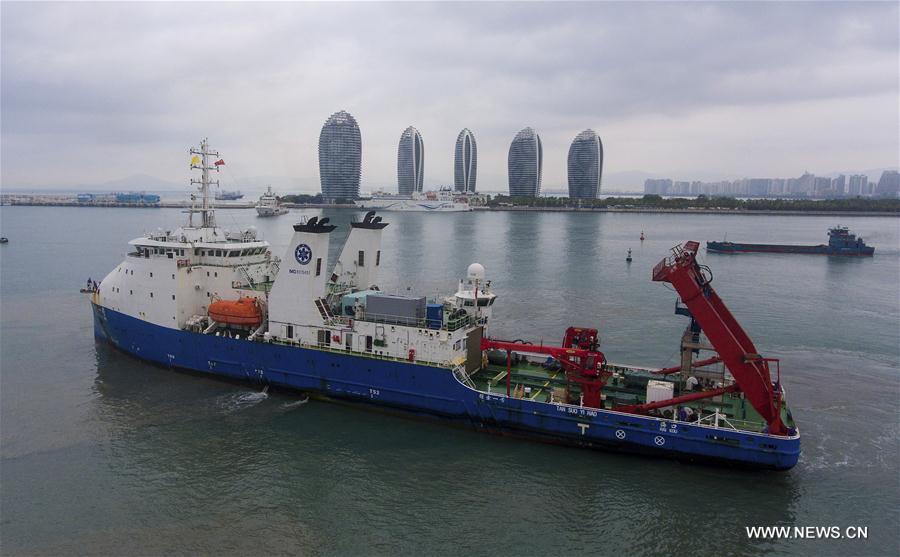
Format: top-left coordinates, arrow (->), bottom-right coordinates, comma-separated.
0,237 -> 8,244
626,249 -> 632,263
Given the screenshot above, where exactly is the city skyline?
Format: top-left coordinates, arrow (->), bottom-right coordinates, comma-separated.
2,2 -> 897,192
508,127 -> 543,197
397,126 -> 424,196
567,129 -> 603,199
643,169 -> 900,198
454,128 -> 477,193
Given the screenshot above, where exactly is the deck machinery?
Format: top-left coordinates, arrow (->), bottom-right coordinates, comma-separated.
482,240 -> 788,437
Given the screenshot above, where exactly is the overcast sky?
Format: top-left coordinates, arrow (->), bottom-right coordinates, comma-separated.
2,1 -> 898,192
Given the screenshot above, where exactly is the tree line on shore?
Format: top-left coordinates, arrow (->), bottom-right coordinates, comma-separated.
278,192 -> 899,212
487,194 -> 900,212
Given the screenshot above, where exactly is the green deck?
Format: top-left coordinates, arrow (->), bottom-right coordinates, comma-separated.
468,359 -> 796,434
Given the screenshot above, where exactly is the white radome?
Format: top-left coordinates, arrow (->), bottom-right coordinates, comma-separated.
467,262 -> 485,280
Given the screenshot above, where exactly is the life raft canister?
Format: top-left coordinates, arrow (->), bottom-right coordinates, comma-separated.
408,348 -> 416,361
208,297 -> 262,327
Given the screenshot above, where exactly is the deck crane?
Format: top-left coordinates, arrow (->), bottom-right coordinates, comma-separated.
481,327 -> 610,408
648,241 -> 787,435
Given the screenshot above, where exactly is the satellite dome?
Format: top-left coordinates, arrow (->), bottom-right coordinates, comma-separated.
467,263 -> 485,280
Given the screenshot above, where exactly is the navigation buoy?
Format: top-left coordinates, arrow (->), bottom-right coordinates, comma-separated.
640,231 -> 645,242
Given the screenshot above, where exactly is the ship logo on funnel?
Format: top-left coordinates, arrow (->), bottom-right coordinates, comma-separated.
294,244 -> 312,265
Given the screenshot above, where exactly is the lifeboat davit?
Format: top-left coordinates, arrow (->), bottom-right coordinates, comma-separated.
208,297 -> 262,327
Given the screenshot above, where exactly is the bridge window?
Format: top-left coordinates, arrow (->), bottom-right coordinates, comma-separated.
358,250 -> 365,267
316,258 -> 322,276
376,250 -> 381,266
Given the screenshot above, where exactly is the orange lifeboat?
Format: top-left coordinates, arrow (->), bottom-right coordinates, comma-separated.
208,297 -> 262,327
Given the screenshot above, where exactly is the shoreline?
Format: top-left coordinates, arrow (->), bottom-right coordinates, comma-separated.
1,199 -> 896,216
473,206 -> 899,216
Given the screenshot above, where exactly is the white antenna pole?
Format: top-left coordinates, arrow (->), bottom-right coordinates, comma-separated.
190,138 -> 220,228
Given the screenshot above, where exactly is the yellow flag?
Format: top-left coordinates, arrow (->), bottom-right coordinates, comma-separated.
190,155 -> 200,165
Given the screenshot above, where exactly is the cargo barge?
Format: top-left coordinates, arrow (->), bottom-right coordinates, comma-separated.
88,140 -> 801,470
707,226 -> 874,256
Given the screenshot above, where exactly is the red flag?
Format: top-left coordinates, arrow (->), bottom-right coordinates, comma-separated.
214,159 -> 225,166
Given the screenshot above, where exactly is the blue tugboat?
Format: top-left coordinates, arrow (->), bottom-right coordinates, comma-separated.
707,226 -> 874,256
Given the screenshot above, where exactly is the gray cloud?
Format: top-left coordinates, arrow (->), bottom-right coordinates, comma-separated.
2,1 -> 897,191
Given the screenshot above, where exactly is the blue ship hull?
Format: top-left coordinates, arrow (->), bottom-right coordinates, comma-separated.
92,303 -> 800,470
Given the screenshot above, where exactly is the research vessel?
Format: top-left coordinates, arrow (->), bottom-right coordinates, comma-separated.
707,227 -> 874,256
89,140 -> 800,470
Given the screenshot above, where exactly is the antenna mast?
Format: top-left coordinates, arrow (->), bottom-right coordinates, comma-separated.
188,138 -> 220,228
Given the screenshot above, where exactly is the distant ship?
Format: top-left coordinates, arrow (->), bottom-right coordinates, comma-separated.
256,186 -> 289,217
356,188 -> 471,212
215,190 -> 244,200
707,226 -> 874,256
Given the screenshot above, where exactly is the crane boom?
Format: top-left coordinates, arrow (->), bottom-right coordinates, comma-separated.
652,241 -> 787,435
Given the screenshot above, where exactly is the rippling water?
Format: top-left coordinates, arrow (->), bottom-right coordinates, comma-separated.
1,206 -> 898,556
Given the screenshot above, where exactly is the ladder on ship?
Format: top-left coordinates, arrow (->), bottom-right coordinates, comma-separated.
314,298 -> 333,322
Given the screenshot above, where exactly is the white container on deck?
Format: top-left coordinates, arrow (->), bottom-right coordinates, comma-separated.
646,380 -> 675,408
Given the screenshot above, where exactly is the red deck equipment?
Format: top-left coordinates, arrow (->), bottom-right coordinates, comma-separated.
651,241 -> 787,435
481,327 -> 610,408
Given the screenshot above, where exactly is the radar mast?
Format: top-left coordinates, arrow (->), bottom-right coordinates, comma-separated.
188,138 -> 220,228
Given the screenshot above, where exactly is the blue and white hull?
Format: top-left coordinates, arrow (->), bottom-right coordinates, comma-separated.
93,303 -> 801,470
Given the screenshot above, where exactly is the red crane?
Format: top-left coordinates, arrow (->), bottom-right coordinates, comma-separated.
651,241 -> 787,435
481,327 -> 610,408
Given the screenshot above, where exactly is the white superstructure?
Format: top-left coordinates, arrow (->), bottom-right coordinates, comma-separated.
256,186 -> 289,216
94,140 -> 493,371
95,139 -> 278,330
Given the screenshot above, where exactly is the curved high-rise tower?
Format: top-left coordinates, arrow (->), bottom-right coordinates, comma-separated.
567,129 -> 603,199
319,110 -> 361,200
397,126 -> 424,195
508,127 -> 543,197
454,128 -> 477,192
